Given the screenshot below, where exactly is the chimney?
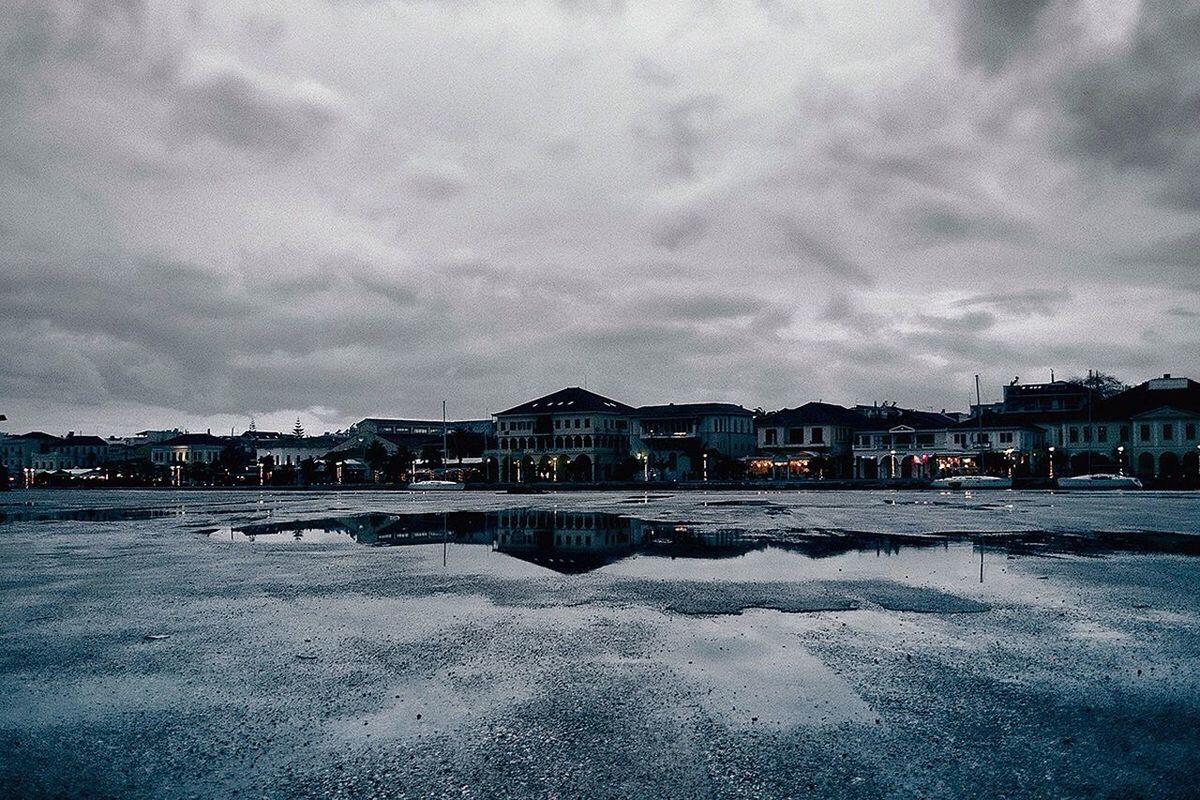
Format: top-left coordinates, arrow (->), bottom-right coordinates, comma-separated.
1164,373 -> 1171,379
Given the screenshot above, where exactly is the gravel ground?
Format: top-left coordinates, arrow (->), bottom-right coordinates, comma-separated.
1,489 -> 1198,799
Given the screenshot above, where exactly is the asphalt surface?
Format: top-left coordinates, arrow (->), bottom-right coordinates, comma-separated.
1,489 -> 1198,799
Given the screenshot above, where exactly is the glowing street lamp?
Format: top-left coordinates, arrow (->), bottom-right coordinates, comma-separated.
889,449 -> 897,480
1117,445 -> 1125,476
1048,446 -> 1056,480
637,452 -> 648,482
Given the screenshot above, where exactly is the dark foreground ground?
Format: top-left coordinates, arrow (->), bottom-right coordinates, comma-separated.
1,489 -> 1198,799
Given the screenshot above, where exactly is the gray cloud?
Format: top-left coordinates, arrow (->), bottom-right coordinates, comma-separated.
950,0 -> 1054,73
1056,0 -> 1200,208
954,288 -> 1070,317
169,65 -> 343,156
773,218 -> 875,287
1,0 -> 1196,433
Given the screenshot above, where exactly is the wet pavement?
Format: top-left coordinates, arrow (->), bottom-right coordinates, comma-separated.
1,488 -> 1198,798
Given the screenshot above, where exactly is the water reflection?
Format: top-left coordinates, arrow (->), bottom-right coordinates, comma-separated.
0,505 -> 193,524
209,508 -> 1200,574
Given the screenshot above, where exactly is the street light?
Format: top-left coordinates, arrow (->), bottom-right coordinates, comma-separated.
1117,445 -> 1125,476
637,452 -> 648,482
889,449 -> 897,480
1048,446 -> 1055,480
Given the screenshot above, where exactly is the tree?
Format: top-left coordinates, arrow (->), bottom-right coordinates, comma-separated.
292,418 -> 305,437
384,447 -> 413,483
219,443 -> 250,480
364,440 -> 389,481
299,457 -> 319,486
1069,371 -> 1127,399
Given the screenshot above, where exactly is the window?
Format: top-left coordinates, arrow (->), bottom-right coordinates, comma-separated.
1120,426 -> 1130,442
999,432 -> 1014,444
979,432 -> 991,445
810,428 -> 824,444
1097,426 -> 1107,443
1068,427 -> 1079,443
764,429 -> 777,445
787,428 -> 804,445
916,434 -> 934,447
1083,427 -> 1092,443
554,420 -> 561,429
1163,424 -> 1174,441
1187,423 -> 1197,440
953,433 -> 967,446
1140,424 -> 1151,442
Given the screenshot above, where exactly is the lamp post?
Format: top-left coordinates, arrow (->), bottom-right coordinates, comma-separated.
1117,445 -> 1125,477
1048,446 -> 1055,481
889,449 -> 897,480
638,452 -> 648,482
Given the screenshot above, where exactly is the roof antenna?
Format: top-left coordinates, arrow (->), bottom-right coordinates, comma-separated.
1050,369 -> 1055,382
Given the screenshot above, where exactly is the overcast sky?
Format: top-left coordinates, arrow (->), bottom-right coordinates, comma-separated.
2,0 -> 1198,436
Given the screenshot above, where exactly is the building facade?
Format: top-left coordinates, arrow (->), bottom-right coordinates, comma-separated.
633,403 -> 755,481
752,402 -> 865,479
487,387 -> 635,482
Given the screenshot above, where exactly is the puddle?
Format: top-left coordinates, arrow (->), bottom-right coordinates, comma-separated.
0,505 -> 196,524
205,508 -> 1200,581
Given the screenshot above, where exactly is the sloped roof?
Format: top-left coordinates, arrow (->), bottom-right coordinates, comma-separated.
57,435 -> 109,447
857,408 -> 958,432
759,402 -> 867,427
635,402 -> 752,419
156,433 -> 228,448
14,431 -> 63,442
498,387 -> 635,416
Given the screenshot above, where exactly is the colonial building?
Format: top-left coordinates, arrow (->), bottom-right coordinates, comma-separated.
487,387 -> 635,482
150,433 -> 228,467
944,414 -> 1045,478
632,403 -> 755,481
0,432 -> 64,470
851,406 -> 961,479
255,435 -> 345,468
1088,375 -> 1200,479
752,402 -> 865,479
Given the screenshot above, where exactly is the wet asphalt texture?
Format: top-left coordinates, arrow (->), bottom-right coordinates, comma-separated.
1,489 -> 1198,799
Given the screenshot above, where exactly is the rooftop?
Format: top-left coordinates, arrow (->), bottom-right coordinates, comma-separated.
497,387 -> 635,417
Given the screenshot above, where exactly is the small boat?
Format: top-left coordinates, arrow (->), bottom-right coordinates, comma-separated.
1055,473 -> 1143,490
930,475 -> 1013,490
407,480 -> 464,491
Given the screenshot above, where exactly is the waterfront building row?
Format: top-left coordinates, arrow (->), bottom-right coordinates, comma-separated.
3,373 -> 1199,485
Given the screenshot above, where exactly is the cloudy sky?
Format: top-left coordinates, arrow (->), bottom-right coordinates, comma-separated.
2,0 -> 1198,435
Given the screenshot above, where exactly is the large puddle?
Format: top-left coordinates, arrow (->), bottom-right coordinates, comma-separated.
200,508 -> 1200,583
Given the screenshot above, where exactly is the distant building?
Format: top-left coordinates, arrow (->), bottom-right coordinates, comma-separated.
255,435 -> 345,468
1088,374 -> 1200,479
752,402 -> 865,479
353,417 -> 494,437
1,432 -> 63,470
851,406 -> 961,479
487,387 -> 635,482
150,433 -> 228,467
633,402 -> 755,481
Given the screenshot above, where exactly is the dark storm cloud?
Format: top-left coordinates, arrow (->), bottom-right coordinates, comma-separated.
773,218 -> 874,287
950,0 -> 1053,72
2,0 -> 1197,433
1056,0 -> 1200,208
1116,227 -> 1200,269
